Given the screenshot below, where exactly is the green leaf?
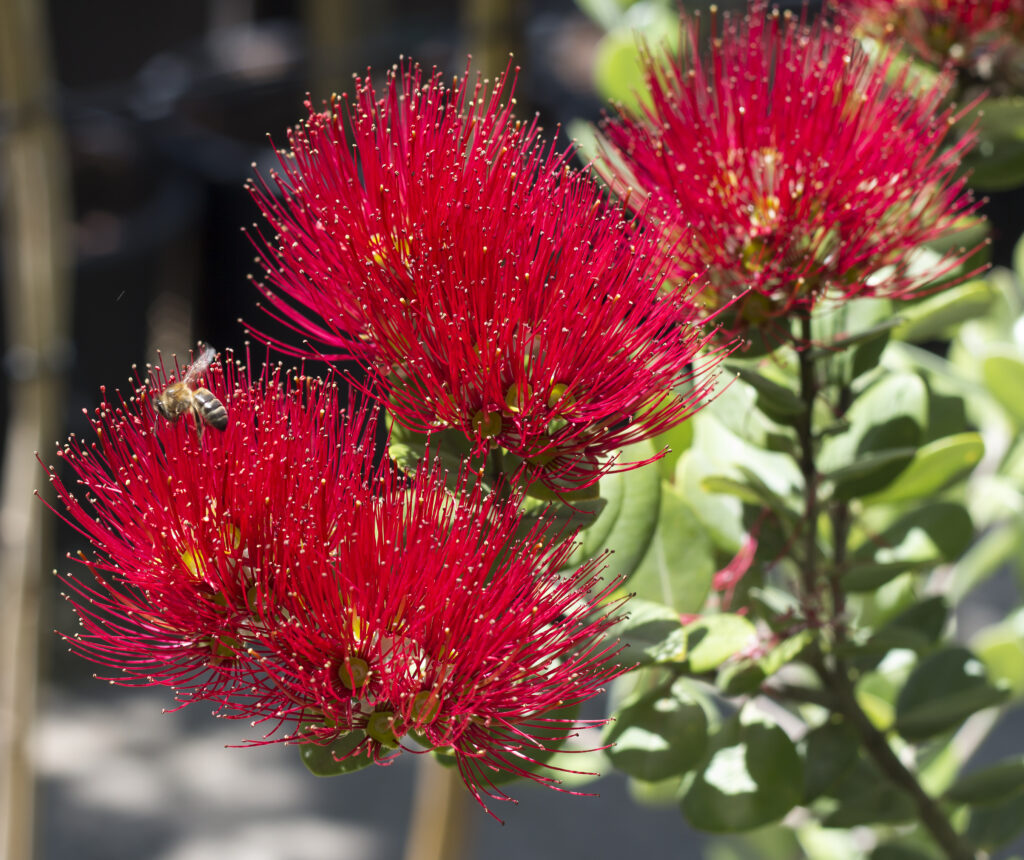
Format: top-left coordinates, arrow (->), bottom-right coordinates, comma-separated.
967,792 -> 1024,850
894,280 -> 995,343
963,96 -> 1024,191
924,388 -> 970,445
653,419 -> 694,481
822,757 -> 917,826
299,732 -> 374,777
566,441 -> 662,581
821,372 -> 928,499
725,362 -> 805,423
719,629 -> 815,696
701,475 -> 766,506
947,757 -> 1024,804
863,433 -> 984,505
851,502 -> 974,567
574,0 -> 628,29
895,647 -> 1010,741
388,419 -> 479,482
677,409 -> 800,553
629,481 -> 715,614
593,9 -> 681,109
866,596 -> 949,656
870,843 -> 938,860
856,669 -> 904,732
950,523 -> 1024,603
682,715 -> 803,832
843,559 -> 929,592
605,680 -> 709,781
809,297 -> 898,380
1015,229 -> 1024,284
801,721 -> 860,803
982,351 -> 1024,427
684,613 -> 758,673
971,609 -> 1024,698
605,598 -> 687,667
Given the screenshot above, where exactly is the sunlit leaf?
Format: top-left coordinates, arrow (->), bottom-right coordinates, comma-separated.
681,716 -> 803,832
605,679 -> 709,780
684,613 -> 758,673
629,481 -> 715,614
894,280 -> 995,343
862,433 -> 984,505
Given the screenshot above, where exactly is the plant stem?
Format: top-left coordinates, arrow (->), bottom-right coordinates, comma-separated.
794,317 -> 976,860
795,312 -> 820,616
828,381 -> 853,631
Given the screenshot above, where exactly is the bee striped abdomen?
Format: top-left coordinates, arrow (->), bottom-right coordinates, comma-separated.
193,388 -> 228,431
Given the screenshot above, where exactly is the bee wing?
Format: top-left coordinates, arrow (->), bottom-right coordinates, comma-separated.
183,343 -> 217,387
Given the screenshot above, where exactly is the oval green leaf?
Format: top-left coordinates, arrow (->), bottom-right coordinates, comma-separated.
300,732 -> 374,777
682,718 -> 803,832
947,756 -> 1024,805
982,351 -> 1024,427
896,647 -> 1011,742
629,481 -> 715,614
605,683 -> 709,781
863,433 -> 984,505
684,613 -> 758,674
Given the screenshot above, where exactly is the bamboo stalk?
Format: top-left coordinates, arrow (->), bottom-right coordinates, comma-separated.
402,757 -> 473,860
0,1 -> 73,858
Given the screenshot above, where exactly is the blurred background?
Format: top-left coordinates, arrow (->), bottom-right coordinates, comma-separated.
0,1 -> 722,858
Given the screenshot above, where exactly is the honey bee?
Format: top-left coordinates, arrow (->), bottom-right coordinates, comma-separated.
153,343 -> 228,435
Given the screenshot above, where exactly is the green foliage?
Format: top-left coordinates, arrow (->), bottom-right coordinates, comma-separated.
682,713 -> 804,832
966,791 -> 1024,852
628,481 -> 715,613
682,613 -> 758,673
300,732 -> 374,777
564,440 -> 662,582
603,598 -> 687,667
801,721 -> 860,803
823,758 -> 917,827
894,280 -> 995,343
603,676 -> 709,780
895,648 -> 1009,741
820,372 -> 927,499
961,96 -> 1024,192
947,757 -> 1024,804
861,434 -> 984,505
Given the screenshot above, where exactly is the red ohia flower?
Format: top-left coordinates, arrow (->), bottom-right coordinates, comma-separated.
44,350 -> 376,703
840,0 -> 1024,75
44,350 -> 630,815
248,62 -> 723,493
241,466 -> 629,817
598,2 -> 981,336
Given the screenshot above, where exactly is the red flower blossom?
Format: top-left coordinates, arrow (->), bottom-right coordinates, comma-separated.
238,466 -> 629,817
248,62 -> 723,493
43,349 -> 630,814
598,3 -> 981,336
841,0 -> 1024,72
44,350 -> 376,702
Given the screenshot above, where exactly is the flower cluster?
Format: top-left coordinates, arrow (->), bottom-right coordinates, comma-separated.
842,0 -> 1024,89
248,63 -> 723,493
598,3 -> 980,337
45,352 -> 627,814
